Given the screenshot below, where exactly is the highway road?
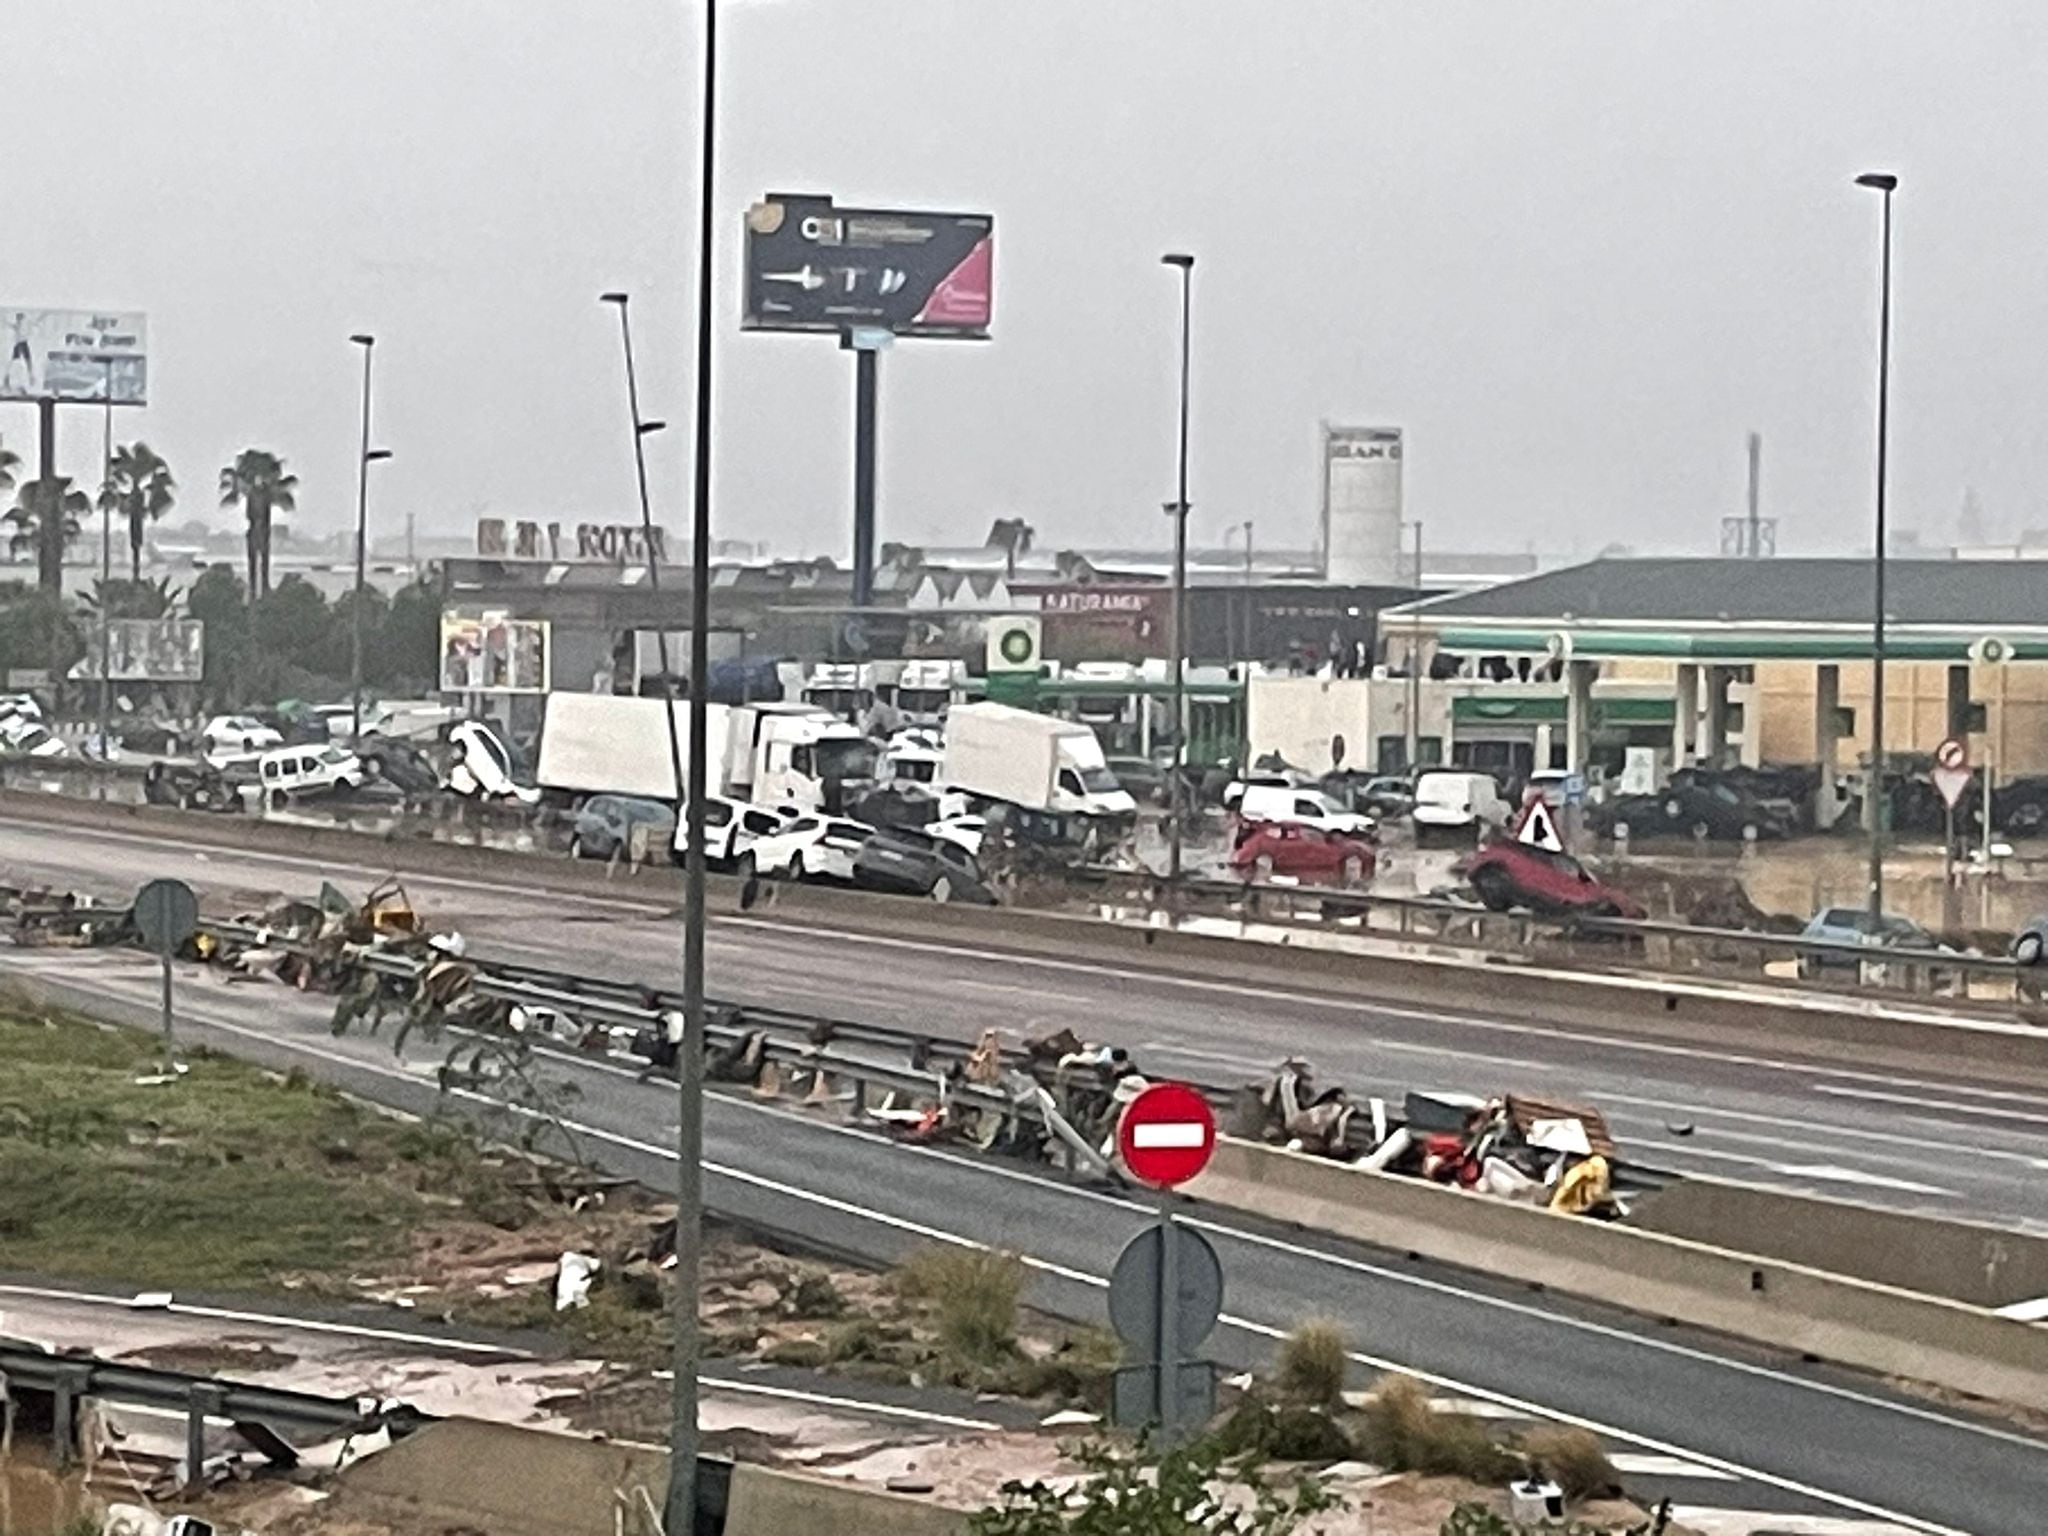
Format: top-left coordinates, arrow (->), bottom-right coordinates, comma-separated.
7,941 -> 2047,1535
8,814 -> 2048,1232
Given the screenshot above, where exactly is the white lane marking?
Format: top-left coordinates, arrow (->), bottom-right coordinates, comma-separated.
19,813 -> 2048,1104
1672,1513 -> 1921,1536
693,1374 -> 1000,1431
32,991 -> 1989,1535
1607,1452 -> 1740,1481
1129,1123 -> 1207,1149
1767,1165 -> 1956,1197
1993,1296 -> 2048,1322
1813,1084 -> 2048,1127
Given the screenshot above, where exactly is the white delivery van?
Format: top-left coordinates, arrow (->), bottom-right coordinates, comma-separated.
940,702 -> 1137,822
1235,784 -> 1375,837
256,744 -> 364,806
1411,769 -> 1511,845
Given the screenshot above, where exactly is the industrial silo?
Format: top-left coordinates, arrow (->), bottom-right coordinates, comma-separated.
1319,424 -> 1404,584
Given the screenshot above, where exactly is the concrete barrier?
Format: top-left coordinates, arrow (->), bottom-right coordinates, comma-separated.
1188,1137 -> 2048,1412
10,788 -> 2048,1089
1627,1176 -> 2048,1310
332,1416 -> 967,1536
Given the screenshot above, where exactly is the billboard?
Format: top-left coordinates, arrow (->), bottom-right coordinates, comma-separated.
743,195 -> 993,339
440,612 -> 549,694
1,309 -> 148,404
69,618 -> 205,682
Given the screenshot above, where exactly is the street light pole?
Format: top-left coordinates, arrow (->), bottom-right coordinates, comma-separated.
1856,171 -> 1897,923
1406,520 -> 1424,771
348,334 -> 376,745
1161,253 -> 1194,896
97,359 -> 114,782
666,1 -> 718,1529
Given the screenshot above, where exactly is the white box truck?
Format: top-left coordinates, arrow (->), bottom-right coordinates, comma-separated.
537,693 -> 730,802
724,702 -> 878,814
940,702 -> 1137,822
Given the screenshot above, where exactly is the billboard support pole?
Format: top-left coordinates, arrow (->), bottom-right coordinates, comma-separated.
848,335 -> 881,610
98,362 -> 115,791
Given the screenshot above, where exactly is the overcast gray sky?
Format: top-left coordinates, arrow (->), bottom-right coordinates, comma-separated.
4,1 -> 2044,563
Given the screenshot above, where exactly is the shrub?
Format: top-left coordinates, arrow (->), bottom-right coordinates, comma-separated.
1518,1425 -> 1620,1502
897,1246 -> 1026,1365
1357,1375 -> 1520,1484
1275,1318 -> 1350,1407
786,1272 -> 847,1319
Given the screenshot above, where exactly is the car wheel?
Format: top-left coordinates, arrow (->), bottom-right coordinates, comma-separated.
1340,854 -> 1365,886
569,835 -> 587,860
1689,821 -> 1710,841
1470,864 -> 1514,913
364,754 -> 385,778
268,788 -> 288,811
735,851 -> 756,882
2016,932 -> 2044,966
930,874 -> 955,903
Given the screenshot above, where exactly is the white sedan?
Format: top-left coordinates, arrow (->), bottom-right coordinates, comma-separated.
747,814 -> 873,882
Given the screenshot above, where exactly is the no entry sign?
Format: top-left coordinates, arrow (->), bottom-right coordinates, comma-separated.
1118,1082 -> 1217,1188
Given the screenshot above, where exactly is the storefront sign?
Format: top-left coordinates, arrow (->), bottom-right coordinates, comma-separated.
477,518 -> 669,565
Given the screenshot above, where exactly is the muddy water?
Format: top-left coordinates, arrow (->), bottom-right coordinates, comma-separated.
0,1448 -> 98,1535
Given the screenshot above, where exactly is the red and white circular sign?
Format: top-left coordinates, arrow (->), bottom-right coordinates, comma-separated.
1117,1082 -> 1218,1188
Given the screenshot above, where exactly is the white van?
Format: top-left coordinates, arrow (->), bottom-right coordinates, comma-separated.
1411,770 -> 1510,844
257,744 -> 364,806
1235,784 -> 1375,837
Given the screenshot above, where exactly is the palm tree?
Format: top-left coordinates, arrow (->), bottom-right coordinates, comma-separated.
6,476 -> 90,594
218,449 -> 298,597
100,442 -> 177,583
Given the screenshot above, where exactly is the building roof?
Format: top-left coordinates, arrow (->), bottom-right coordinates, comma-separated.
1397,557 -> 2048,662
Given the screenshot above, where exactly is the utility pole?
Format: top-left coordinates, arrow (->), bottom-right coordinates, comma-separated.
1856,171 -> 1898,924
97,359 -> 114,786
1160,253 -> 1194,897
1406,521 -> 1424,770
348,335 -> 391,743
1745,432 -> 1762,558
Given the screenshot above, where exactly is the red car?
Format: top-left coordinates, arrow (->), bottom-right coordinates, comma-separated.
1229,821 -> 1377,886
1459,839 -> 1643,919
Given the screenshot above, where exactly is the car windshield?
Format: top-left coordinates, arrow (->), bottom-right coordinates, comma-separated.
1077,765 -> 1121,794
894,758 -> 937,783
318,746 -> 350,765
896,688 -> 949,714
703,800 -> 734,826
817,739 -> 879,781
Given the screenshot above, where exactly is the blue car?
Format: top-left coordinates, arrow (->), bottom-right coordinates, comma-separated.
1796,906 -> 1937,979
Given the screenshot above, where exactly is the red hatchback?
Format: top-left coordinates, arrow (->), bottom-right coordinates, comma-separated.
1459,839 -> 1643,919
1229,821 -> 1377,886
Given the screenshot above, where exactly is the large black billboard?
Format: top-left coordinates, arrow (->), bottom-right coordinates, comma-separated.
742,194 -> 994,340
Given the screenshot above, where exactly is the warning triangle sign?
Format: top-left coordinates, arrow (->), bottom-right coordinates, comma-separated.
1516,799 -> 1565,854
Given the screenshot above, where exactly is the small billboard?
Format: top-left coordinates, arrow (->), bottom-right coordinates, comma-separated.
70,619 -> 204,682
1,308 -> 148,404
743,195 -> 993,340
440,611 -> 549,694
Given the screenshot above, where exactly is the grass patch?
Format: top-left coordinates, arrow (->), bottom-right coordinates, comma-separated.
895,1246 -> 1026,1367
0,1008 -> 542,1291
1275,1317 -> 1350,1407
1356,1375 -> 1522,1484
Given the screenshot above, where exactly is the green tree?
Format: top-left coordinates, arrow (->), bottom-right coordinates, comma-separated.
81,575 -> 180,621
375,579 -> 442,691
0,582 -> 83,681
6,476 -> 90,595
248,574 -> 335,683
218,448 -> 298,597
99,441 -> 177,582
188,564 -> 251,706
970,1439 -> 1335,1536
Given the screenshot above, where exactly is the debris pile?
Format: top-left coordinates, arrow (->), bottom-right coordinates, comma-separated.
1232,1064 -> 1625,1218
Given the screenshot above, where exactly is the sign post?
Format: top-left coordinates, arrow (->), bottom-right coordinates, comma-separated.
1111,1083 -> 1220,1442
132,879 -> 198,1070
1932,738 -> 1971,931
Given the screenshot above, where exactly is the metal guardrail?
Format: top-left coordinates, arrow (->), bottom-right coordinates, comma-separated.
1068,865 -> 2026,1007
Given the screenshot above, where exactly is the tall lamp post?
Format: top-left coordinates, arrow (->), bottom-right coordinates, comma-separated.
600,292 -> 673,691
97,358 -> 115,782
348,334 -> 392,744
1161,252 -> 1194,895
665,1 -> 719,1530
1855,171 -> 1897,922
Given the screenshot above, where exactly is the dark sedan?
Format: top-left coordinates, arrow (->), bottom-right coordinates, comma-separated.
851,827 -> 996,904
1589,777 -> 1785,842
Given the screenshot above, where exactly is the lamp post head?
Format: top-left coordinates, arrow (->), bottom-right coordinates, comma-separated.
638,419 -> 668,436
365,448 -> 393,464
1855,172 -> 1899,193
1160,253 -> 1195,272
600,291 -> 630,307
349,333 -> 374,349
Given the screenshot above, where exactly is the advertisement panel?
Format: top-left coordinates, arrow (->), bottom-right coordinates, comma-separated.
1320,424 -> 1403,585
70,618 -> 205,682
742,195 -> 993,339
440,612 -> 549,694
1,308 -> 148,403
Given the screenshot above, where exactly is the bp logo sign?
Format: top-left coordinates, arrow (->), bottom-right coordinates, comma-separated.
987,617 -> 1041,672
